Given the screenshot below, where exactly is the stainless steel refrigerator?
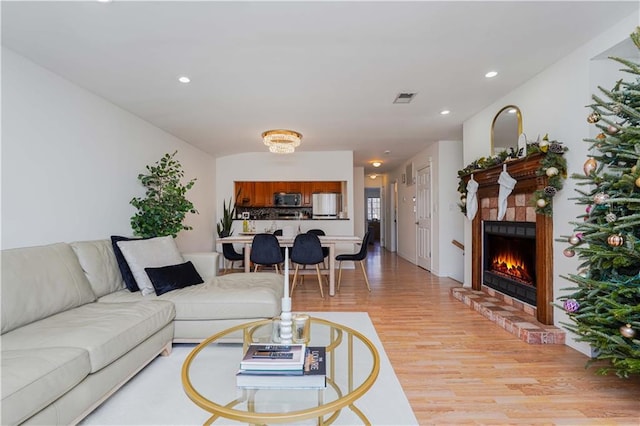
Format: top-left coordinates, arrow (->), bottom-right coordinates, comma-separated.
312,193 -> 341,219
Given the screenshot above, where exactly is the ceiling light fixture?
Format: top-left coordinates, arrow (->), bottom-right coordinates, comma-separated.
178,76 -> 191,83
440,110 -> 450,115
485,71 -> 498,78
393,92 -> 417,104
508,108 -> 517,114
372,161 -> 382,167
370,174 -> 377,179
262,129 -> 302,154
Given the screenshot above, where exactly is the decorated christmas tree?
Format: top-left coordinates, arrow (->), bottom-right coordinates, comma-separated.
560,28 -> 640,378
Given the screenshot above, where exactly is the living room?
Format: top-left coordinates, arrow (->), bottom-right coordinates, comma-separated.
2,1 -> 640,424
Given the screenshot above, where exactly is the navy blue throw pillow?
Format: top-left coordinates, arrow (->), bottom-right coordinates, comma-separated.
111,235 -> 150,292
144,261 -> 204,296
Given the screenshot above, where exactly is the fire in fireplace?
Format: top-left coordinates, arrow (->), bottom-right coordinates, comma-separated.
483,221 -> 537,306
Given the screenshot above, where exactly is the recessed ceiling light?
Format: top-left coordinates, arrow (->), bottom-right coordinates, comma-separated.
485,71 -> 498,78
384,150 -> 391,155
440,110 -> 450,115
372,161 -> 382,167
178,76 -> 191,84
97,0 -> 112,3
369,174 -> 377,179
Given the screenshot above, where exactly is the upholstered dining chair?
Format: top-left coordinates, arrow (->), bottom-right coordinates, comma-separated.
220,230 -> 244,274
250,233 -> 285,273
289,232 -> 326,298
336,231 -> 372,292
306,229 -> 329,268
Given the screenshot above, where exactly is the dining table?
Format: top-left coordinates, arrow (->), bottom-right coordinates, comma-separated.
218,234 -> 362,296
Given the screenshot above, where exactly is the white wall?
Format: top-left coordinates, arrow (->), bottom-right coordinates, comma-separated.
461,15 -> 639,354
387,140 -> 464,281
1,47 -> 217,252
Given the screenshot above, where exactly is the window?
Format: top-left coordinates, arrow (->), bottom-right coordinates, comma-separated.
367,197 -> 380,221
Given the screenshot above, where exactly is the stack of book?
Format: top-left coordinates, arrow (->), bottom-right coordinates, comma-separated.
236,343 -> 326,389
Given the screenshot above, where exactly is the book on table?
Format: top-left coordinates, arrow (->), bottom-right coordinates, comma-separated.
239,343 -> 306,371
236,346 -> 327,389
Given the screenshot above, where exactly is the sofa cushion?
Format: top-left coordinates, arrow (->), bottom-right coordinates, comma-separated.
99,273 -> 283,320
1,243 -> 97,334
145,261 -> 204,296
1,301 -> 175,373
116,236 -> 184,296
1,347 -> 90,426
71,239 -> 125,298
111,235 -> 148,292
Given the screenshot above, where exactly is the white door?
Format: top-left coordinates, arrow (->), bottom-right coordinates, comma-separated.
417,165 -> 432,271
389,181 -> 397,252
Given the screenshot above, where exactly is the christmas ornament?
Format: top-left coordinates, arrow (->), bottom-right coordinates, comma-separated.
607,125 -> 619,135
563,299 -> 580,313
549,142 -> 564,153
620,324 -> 636,339
568,235 -> 580,245
595,133 -> 606,140
544,186 -> 557,197
577,269 -> 588,278
605,212 -> 617,223
583,158 -> 597,175
586,205 -> 592,214
593,192 -> 609,204
563,248 -> 575,258
539,140 -> 549,153
631,165 -> 637,174
607,234 -> 624,247
536,198 -> 547,208
587,111 -> 601,123
546,167 -> 559,177
635,177 -> 640,188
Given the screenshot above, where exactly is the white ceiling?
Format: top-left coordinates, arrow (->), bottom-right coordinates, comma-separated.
2,1 -> 638,175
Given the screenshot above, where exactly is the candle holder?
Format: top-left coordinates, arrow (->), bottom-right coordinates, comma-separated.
279,247 -> 293,344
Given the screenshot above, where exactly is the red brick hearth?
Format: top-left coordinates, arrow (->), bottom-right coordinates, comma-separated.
457,154 -> 565,343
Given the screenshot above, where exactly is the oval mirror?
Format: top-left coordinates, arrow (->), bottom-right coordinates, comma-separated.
491,105 -> 522,156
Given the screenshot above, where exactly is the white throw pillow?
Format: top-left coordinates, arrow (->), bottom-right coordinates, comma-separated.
116,236 -> 184,296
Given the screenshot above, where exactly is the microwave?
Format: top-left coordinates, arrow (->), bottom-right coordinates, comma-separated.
274,193 -> 302,207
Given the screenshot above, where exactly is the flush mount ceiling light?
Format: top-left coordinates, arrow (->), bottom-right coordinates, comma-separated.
393,92 -> 417,104
178,76 -> 191,83
261,129 -> 302,154
440,110 -> 451,115
372,161 -> 382,167
369,174 -> 377,179
485,71 -> 498,78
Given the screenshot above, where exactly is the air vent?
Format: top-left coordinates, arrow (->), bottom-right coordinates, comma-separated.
393,92 -> 417,104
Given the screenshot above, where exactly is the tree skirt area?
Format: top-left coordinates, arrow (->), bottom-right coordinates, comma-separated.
81,312 -> 417,425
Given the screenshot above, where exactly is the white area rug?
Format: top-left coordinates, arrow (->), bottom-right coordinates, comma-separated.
81,312 -> 417,425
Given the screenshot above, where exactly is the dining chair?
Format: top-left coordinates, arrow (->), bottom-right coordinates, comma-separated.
307,229 -> 329,268
220,230 -> 244,274
250,233 -> 284,273
336,231 -> 372,292
289,233 -> 326,298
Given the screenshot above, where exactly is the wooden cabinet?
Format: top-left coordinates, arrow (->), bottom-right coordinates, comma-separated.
235,181 -> 342,207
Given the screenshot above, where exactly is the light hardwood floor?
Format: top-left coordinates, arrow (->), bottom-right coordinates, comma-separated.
290,243 -> 640,425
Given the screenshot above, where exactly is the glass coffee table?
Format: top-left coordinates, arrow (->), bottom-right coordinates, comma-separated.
181,316 -> 380,425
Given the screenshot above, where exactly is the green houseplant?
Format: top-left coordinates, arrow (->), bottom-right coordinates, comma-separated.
217,189 -> 240,237
130,151 -> 198,238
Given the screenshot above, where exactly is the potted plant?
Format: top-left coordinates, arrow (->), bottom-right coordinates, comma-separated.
217,189 -> 240,237
130,151 -> 198,238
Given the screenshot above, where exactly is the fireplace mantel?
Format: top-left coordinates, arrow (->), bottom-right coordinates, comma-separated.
463,153 -> 554,325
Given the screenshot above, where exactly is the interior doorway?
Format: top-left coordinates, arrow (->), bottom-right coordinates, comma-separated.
416,165 -> 432,271
365,187 -> 381,244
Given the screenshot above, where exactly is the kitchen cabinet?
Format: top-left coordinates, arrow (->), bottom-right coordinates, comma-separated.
235,181 -> 343,207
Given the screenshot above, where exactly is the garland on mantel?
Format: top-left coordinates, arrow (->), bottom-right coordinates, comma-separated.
457,135 -> 568,217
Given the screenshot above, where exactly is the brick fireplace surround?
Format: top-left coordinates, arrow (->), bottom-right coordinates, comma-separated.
452,153 -> 565,344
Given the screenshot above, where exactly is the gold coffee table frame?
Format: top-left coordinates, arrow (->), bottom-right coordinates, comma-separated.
181,317 -> 380,425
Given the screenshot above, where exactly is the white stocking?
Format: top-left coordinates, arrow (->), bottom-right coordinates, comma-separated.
466,175 -> 479,221
497,164 -> 517,221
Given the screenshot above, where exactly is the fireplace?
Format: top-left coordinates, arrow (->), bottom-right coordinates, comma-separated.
483,221 -> 536,306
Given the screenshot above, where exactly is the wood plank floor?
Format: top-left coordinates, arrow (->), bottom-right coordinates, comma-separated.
290,243 -> 640,425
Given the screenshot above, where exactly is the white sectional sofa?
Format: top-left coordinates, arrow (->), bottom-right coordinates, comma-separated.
1,238 -> 283,425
